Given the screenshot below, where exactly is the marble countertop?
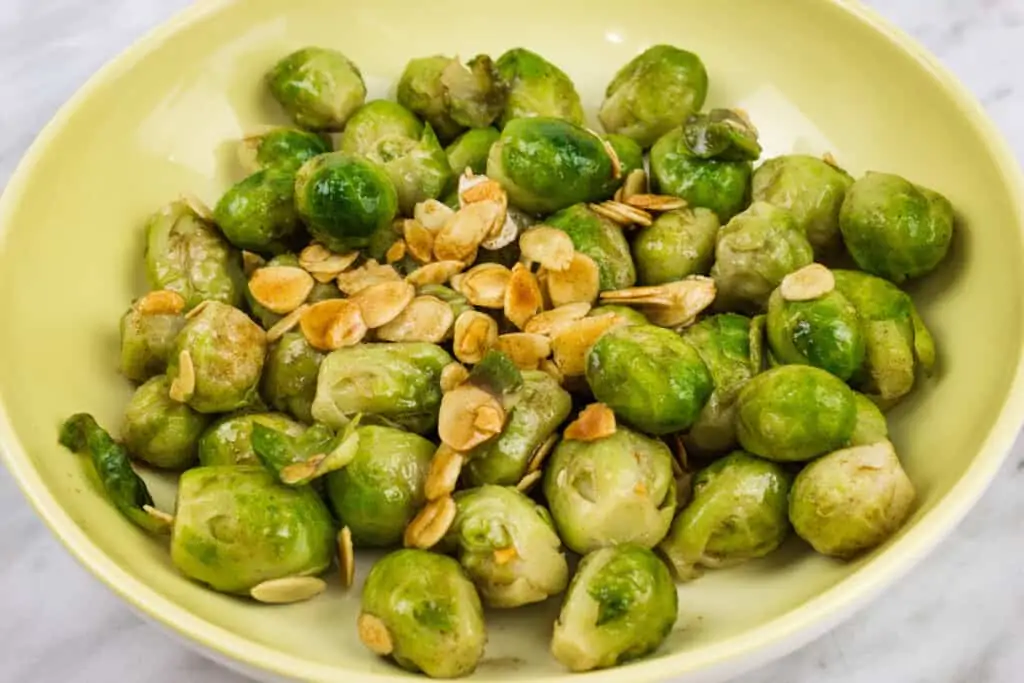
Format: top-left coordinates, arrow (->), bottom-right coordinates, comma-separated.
1,1 -> 1023,681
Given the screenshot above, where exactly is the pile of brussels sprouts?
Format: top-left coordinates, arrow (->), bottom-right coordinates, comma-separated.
59,40 -> 953,678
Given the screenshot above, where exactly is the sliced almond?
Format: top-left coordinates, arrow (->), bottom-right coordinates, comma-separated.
493,547 -> 519,565
142,505 -> 174,530
439,384 -> 506,451
300,247 -> 360,280
600,276 -> 717,328
460,177 -> 507,208
823,151 -> 840,169
779,264 -> 835,302
358,613 -> 394,656
524,302 -> 592,337
249,266 -> 315,314
564,403 -> 617,442
135,290 -> 186,316
299,243 -> 332,265
494,333 -> 552,370
590,200 -> 654,227
434,201 -> 499,262
405,260 -> 466,286
414,199 -> 456,233
551,313 -> 622,377
403,219 -> 436,263
242,251 -> 266,278
586,128 -> 622,180
182,193 -> 214,222
404,496 -> 457,550
622,169 -> 647,200
425,444 -> 464,501
168,350 -> 195,402
516,470 -> 543,493
453,263 -> 511,309
519,227 -> 575,272
300,299 -> 367,351
250,576 -> 327,604
481,213 -> 520,251
336,260 -> 401,296
375,295 -> 454,343
539,358 -> 565,385
185,300 -> 210,320
440,362 -> 470,393
280,453 -> 327,486
338,527 -> 355,589
545,253 -> 600,308
527,433 -> 559,474
624,194 -> 688,212
266,303 -> 310,343
453,310 -> 499,364
385,239 -> 407,264
504,263 -> 544,330
350,281 -> 416,329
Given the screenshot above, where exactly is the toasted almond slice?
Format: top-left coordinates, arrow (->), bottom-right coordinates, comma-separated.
624,194 -> 688,212
338,527 -> 355,589
516,470 -> 542,493
780,263 -> 835,302
539,358 -> 565,385
527,433 -> 559,474
600,276 -> 717,328
242,251 -> 266,278
404,496 -> 457,549
493,547 -> 519,565
168,350 -> 195,402
376,295 -> 454,343
266,303 -> 310,343
405,260 -> 466,286
182,193 -> 214,222
414,199 -> 456,233
299,243 -> 332,265
280,453 -> 327,486
300,299 -> 367,351
460,177 -> 507,206
590,200 -> 654,227
504,263 -> 544,330
142,505 -> 174,530
136,290 -> 186,316
523,302 -> 592,337
403,218 -> 436,263
249,266 -> 315,314
546,253 -> 600,308
434,201 -> 499,262
614,186 -> 624,202
453,310 -> 499,364
519,227 -> 575,272
494,333 -> 552,370
385,239 -> 407,264
550,313 -> 622,377
564,403 -> 617,442
184,300 -> 210,320
358,613 -> 394,655
303,253 -> 360,281
440,362 -> 470,393
622,169 -> 647,200
425,444 -> 464,501
439,384 -> 506,451
454,263 -> 511,309
350,280 -> 416,329
481,213 -> 520,251
599,136 -> 622,180
336,260 -> 401,296
823,151 -> 840,169
251,576 -> 326,605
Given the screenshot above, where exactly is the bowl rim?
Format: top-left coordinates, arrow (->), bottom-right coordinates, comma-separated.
2,1 -> 1023,681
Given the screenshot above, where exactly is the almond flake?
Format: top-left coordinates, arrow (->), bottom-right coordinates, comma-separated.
519,227 -> 575,272
589,200 -> 654,227
504,263 -> 544,330
375,295 -> 454,343
564,403 -> 617,441
624,194 -> 688,212
403,218 -> 436,263
404,496 -> 457,550
300,299 -> 367,351
249,266 -> 315,314
440,362 -> 470,393
168,350 -> 195,402
350,280 -> 416,329
425,444 -> 464,501
779,264 -> 835,302
516,470 -> 542,493
550,313 -> 622,377
439,384 -> 506,451
266,303 -> 310,343
135,290 -> 186,316
338,527 -> 355,589
434,201 -> 499,262
493,333 -> 552,370
453,263 -> 511,309
453,311 -> 499,364
621,169 -> 647,200
385,239 -> 407,264
414,199 -> 455,233
545,253 -> 600,308
336,260 -> 401,296
523,302 -> 592,337
405,260 -> 466,286
358,614 -> 394,656
250,576 -> 326,604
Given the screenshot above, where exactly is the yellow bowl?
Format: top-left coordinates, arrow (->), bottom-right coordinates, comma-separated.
1,0 -> 1022,681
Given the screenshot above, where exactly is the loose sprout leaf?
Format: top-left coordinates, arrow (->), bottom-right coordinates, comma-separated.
682,108 -> 762,161
468,350 -> 524,396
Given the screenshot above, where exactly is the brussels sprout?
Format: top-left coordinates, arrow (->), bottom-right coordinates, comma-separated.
598,44 -> 708,149
681,314 -> 758,454
324,425 -> 434,547
650,126 -> 752,221
599,133 -> 645,198
551,545 -> 677,672
266,47 -> 366,131
632,207 -> 720,285
683,109 -> 761,161
494,48 -> 584,128
311,343 -> 452,433
119,300 -> 184,382
586,325 -> 713,435
751,154 -> 853,256
340,100 -> 453,215
587,305 -> 649,326
122,375 -> 209,470
839,172 -> 955,283
487,118 -> 616,215
260,331 -> 326,423
545,204 -> 636,290
710,202 -> 814,312
445,127 -> 500,177
443,485 -> 568,607
464,370 -> 572,486
766,284 -> 865,381
198,412 -> 305,467
849,392 -> 889,446
359,549 -> 486,679
238,127 -> 331,175
144,199 -> 245,310
294,152 -> 399,253
660,451 -> 791,580
544,425 -> 677,554
167,301 -> 266,414
213,168 -> 303,254
789,441 -> 915,558
170,466 -> 334,594
736,365 -> 857,461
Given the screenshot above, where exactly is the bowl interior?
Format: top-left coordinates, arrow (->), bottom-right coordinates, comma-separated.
1,0 -> 1022,681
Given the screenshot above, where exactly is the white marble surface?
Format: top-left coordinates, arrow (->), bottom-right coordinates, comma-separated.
1,1 -> 1023,681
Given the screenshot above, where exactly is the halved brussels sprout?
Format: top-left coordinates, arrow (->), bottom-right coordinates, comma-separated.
266,47 -> 366,131
494,48 -> 585,128
213,168 -> 303,254
122,375 -> 209,470
446,127 -> 501,177
632,207 -> 720,285
260,331 -> 326,423
238,127 -> 331,174
198,412 -> 305,467
119,300 -> 184,382
545,204 -> 636,291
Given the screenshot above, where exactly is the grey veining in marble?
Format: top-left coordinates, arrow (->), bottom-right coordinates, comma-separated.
1,1 -> 1024,682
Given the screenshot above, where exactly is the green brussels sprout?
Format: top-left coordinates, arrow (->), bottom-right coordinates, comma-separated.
749,313 -> 767,373
681,314 -> 758,454
245,253 -> 342,330
324,425 -> 434,547
294,152 -> 399,253
766,283 -> 865,381
586,325 -> 713,435
849,392 -> 889,446
736,365 -> 857,461
789,441 -> 916,558
659,451 -> 791,580
213,168 -> 303,254
198,412 -> 305,467
170,466 -> 335,594
266,47 -> 366,131
238,127 -> 331,175
710,202 -> 815,312
359,549 -> 486,679
599,133 -> 645,198
260,331 -> 326,423
122,375 -> 209,470
751,154 -> 854,256
340,100 -> 454,215
494,48 -> 584,128
545,204 -> 636,290
443,485 -> 568,608
167,301 -> 267,414
119,300 -> 184,382
551,545 -> 678,672
544,425 -> 677,554
587,305 -> 649,326
250,420 -> 348,485
311,342 -> 452,433
598,44 -> 708,149
463,370 -> 572,486
487,118 -> 616,215
682,108 -> 762,162
445,127 -> 500,176
839,172 -> 955,283
632,207 -> 720,285
650,126 -> 752,221
144,199 -> 245,310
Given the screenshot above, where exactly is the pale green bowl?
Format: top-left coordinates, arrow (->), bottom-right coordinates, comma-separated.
1,1 -> 1022,681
